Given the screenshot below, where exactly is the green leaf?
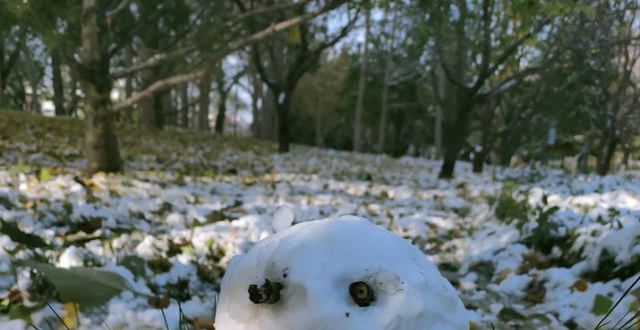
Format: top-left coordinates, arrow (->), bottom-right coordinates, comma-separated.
119,255 -> 146,277
591,294 -> 613,316
37,167 -> 51,181
8,303 -> 35,321
206,210 -> 227,223
498,307 -> 526,322
148,258 -> 172,274
0,219 -> 48,248
16,260 -> 145,307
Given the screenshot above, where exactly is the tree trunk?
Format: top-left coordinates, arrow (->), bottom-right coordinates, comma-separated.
499,147 -> 514,167
180,83 -> 189,128
0,79 -> 6,109
80,0 -> 122,174
276,93 -> 291,153
140,96 -> 156,129
122,46 -> 134,124
315,92 -> 323,147
0,42 -> 5,109
439,91 -> 474,179
251,70 -> 262,137
153,92 -> 166,129
472,149 -> 489,173
597,137 -> 617,176
157,89 -> 171,129
390,108 -> 406,157
214,65 -> 227,134
68,67 -> 80,117
622,144 -> 631,167
378,51 -> 391,153
215,92 -> 227,134
498,131 -> 515,167
353,10 -> 370,152
51,50 -> 65,116
440,148 -> 458,179
260,91 -> 277,140
198,70 -> 212,131
377,11 -> 398,153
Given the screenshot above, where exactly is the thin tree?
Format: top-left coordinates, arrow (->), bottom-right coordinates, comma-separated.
235,0 -> 357,152
80,0 -> 123,174
377,8 -> 399,153
353,9 -> 370,152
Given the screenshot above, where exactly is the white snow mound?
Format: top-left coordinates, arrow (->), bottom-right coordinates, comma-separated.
215,216 -> 469,330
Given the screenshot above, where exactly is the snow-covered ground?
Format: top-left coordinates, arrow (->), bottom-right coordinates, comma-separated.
0,113 -> 639,329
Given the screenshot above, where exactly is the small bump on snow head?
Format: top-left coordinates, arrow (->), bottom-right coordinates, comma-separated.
349,281 -> 375,307
248,279 -> 284,304
272,204 -> 295,233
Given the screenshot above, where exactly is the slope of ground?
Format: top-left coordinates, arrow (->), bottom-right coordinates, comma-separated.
0,111 -> 639,329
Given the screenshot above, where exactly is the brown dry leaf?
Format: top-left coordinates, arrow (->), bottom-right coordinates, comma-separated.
7,288 -> 21,303
572,279 -> 589,292
193,317 -> 215,330
148,294 -> 170,309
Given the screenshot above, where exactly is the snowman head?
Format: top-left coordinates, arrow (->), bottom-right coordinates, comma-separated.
215,216 -> 469,330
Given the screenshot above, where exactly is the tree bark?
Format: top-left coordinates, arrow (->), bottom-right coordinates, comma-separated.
122,46 -> 134,124
139,96 -> 156,129
198,70 -> 212,131
180,83 -> 189,128
315,91 -> 323,147
439,91 -> 474,178
0,42 -> 5,109
276,92 -> 291,152
377,11 -> 398,153
472,149 -> 489,173
0,34 -> 22,109
499,146 -> 515,167
214,65 -> 227,134
215,92 -> 227,134
51,50 -> 66,116
353,10 -> 370,152
0,79 -> 6,109
162,91 -> 173,127
80,0 -> 122,174
597,136 -> 617,176
250,69 -> 262,137
622,144 -> 631,167
153,92 -> 166,129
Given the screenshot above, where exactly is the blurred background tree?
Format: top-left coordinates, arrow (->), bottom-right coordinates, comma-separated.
1,0 -> 639,177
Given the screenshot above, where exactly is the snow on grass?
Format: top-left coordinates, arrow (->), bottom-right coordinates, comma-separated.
0,112 -> 639,329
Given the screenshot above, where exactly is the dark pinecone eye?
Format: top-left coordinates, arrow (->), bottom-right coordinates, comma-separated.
349,281 -> 374,307
248,279 -> 284,304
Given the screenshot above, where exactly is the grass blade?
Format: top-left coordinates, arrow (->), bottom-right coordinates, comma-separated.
596,274 -> 640,329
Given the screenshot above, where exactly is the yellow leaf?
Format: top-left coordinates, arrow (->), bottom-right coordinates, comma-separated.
63,303 -> 78,328
288,24 -> 301,45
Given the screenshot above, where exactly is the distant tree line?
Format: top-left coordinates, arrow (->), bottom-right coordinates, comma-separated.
0,0 -> 639,178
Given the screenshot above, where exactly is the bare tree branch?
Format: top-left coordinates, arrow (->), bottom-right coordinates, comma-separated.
476,0 -> 494,85
479,66 -> 540,97
106,0 -> 131,18
111,0 -> 347,112
112,70 -> 205,112
237,0 -> 313,20
435,43 -> 469,90
110,46 -> 196,78
474,19 -> 550,92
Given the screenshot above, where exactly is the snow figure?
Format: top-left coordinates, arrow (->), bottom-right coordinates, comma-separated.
215,215 -> 469,329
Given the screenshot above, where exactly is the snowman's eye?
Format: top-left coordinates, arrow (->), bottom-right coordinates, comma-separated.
349,281 -> 375,307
